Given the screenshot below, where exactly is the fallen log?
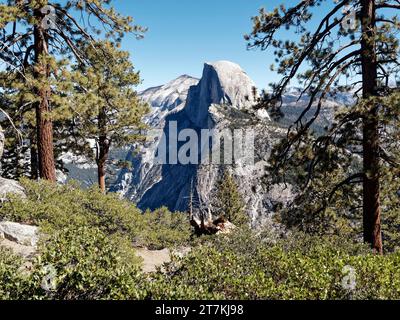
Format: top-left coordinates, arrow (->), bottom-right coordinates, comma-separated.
190,208 -> 235,236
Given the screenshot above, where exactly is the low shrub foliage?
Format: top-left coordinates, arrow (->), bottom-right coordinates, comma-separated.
1,180 -> 400,300
0,179 -> 191,249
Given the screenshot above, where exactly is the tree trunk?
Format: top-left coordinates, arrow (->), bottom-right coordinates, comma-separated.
30,130 -> 39,180
360,0 -> 383,254
33,8 -> 56,182
97,139 -> 109,193
96,107 -> 110,193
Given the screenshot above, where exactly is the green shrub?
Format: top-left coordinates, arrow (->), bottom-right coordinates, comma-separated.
142,207 -> 192,250
0,179 -> 191,300
0,248 -> 27,300
2,179 -> 400,300
26,226 -> 146,300
146,230 -> 400,300
0,179 -> 191,249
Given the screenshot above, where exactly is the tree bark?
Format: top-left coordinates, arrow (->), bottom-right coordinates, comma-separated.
96,107 -> 110,193
33,8 -> 56,182
360,0 -> 383,254
97,137 -> 110,193
30,130 -> 39,180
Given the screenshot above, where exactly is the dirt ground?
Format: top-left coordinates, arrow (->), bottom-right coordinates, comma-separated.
134,248 -> 171,273
134,247 -> 191,273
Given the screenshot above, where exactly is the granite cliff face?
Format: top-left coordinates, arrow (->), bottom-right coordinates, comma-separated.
184,61 -> 260,127
111,61 -> 289,224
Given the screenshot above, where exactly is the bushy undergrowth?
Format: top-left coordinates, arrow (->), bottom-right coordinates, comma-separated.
28,226 -> 146,300
146,230 -> 400,300
1,180 -> 400,300
0,248 -> 25,300
0,179 -> 190,299
0,226 -> 148,300
0,179 -> 191,249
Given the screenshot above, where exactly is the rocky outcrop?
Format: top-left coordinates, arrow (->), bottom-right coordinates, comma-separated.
0,222 -> 38,264
0,221 -> 39,247
0,177 -> 26,201
0,238 -> 36,259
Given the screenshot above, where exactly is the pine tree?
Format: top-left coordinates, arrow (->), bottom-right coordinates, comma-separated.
66,41 -> 149,193
0,67 -> 41,179
246,0 -> 400,253
0,0 -> 145,182
213,171 -> 248,226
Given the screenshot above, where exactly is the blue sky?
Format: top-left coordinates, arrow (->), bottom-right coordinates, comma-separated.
113,0 -> 300,91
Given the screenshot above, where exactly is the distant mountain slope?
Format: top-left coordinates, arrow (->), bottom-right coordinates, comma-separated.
141,75 -> 199,128
141,75 -> 199,110
278,87 -> 354,132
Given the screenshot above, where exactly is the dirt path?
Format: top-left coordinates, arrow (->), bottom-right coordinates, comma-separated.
135,248 -> 171,273
135,247 -> 191,273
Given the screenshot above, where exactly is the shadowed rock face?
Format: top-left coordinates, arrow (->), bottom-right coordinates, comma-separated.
111,61 -> 291,225
184,61 -> 259,127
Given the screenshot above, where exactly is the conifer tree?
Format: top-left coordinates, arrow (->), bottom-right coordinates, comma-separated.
246,0 -> 400,253
67,41 -> 149,193
213,171 -> 248,226
0,0 -> 145,182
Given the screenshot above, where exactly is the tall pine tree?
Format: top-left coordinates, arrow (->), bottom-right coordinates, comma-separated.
212,171 -> 248,226
246,0 -> 400,253
67,41 -> 149,193
0,0 -> 145,182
